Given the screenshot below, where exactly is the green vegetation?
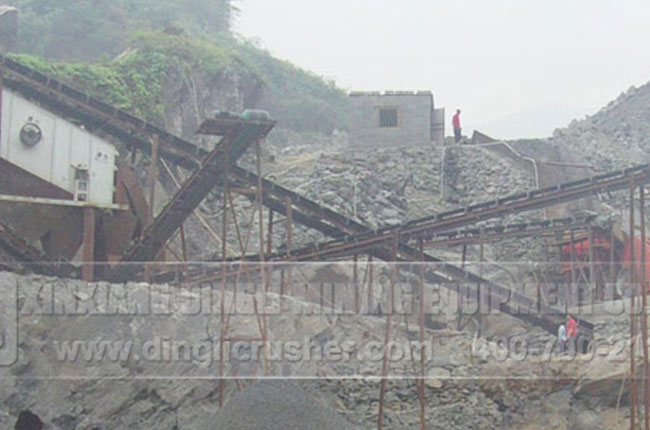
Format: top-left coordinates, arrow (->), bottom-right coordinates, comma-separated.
9,31 -> 256,125
9,0 -> 349,134
236,40 -> 348,133
12,0 -> 235,61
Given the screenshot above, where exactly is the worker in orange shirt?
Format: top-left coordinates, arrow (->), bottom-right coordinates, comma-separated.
566,315 -> 577,353
452,109 -> 462,143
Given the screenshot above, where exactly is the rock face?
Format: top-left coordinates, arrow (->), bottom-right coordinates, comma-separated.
161,65 -> 263,147
0,269 -> 643,430
550,82 -> 650,172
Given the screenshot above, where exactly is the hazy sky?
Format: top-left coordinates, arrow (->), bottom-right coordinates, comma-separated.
235,1 -> 650,138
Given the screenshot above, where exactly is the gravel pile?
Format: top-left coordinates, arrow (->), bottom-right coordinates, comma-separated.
551,80 -> 650,171
210,380 -> 358,430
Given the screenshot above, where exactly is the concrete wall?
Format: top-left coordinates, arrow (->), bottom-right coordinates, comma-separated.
348,91 -> 443,147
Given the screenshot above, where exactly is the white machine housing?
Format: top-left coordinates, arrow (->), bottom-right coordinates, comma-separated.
0,89 -> 118,206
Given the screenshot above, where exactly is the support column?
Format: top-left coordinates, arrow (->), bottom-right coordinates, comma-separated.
286,197 -> 293,296
267,209 -> 274,255
82,207 -> 96,282
418,238 -> 426,430
630,182 -> 638,430
145,134 -> 159,283
639,184 -> 649,430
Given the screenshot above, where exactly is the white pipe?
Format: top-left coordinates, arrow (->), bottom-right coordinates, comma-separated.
453,141 -> 549,218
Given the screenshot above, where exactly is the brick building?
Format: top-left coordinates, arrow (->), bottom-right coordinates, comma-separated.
348,90 -> 445,147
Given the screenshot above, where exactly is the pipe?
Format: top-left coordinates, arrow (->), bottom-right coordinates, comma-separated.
452,141 -> 593,219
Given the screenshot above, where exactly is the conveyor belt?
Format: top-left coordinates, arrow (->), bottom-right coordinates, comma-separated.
416,214 -> 602,246
226,168 -> 596,337
108,119 -> 275,282
245,164 -> 649,254
0,55 -> 596,335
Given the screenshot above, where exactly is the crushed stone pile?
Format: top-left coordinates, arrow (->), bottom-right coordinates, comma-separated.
551,81 -> 650,171
209,380 -> 359,430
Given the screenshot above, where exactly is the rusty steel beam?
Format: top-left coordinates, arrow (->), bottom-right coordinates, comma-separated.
195,188 -> 595,337
1,54 -> 614,338
423,215 -> 600,247
630,182 -> 638,430
287,165 -> 650,250
81,208 -> 96,282
108,119 -> 275,282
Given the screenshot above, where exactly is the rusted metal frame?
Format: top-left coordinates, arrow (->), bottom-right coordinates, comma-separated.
587,225 -> 596,303
226,189 -> 246,255
231,166 -> 367,236
631,181 -> 638,430
217,224 -> 595,338
533,270 -> 544,312
458,238 -> 467,330
224,258 -> 255,331
163,243 -> 183,263
358,256 -> 371,312
233,161 -> 643,253
249,187 -> 613,272
229,169 -> 596,337
290,165 -> 650,250
610,226 -> 616,287
396,166 -> 650,241
275,248 -> 572,338
109,123 -> 247,281
82,208 -> 96,282
568,228 -> 577,309
237,196 -> 265,261
214,222 -> 594,337
425,219 -> 593,247
478,226 -> 485,337
218,138 -> 230,408
159,158 -> 235,256
640,184 -> 649,430
286,197 -> 293,253
145,134 -> 160,283
353,255 -> 359,313
252,295 -> 268,376
368,256 -> 374,314
286,197 -> 293,296
575,225 -> 593,288
0,71 -> 3,138
418,238 -> 426,430
179,224 -> 188,280
378,233 -> 399,430
255,139 -> 269,376
267,209 -> 274,255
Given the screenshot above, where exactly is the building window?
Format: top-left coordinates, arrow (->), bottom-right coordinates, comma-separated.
379,108 -> 398,128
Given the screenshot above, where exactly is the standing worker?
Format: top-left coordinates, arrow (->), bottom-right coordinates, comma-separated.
566,315 -> 577,353
557,322 -> 567,354
452,109 -> 462,143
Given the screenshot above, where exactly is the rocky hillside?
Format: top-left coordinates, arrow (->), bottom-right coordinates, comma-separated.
11,0 -> 236,61
9,31 -> 348,138
0,268 -> 637,429
551,82 -> 650,171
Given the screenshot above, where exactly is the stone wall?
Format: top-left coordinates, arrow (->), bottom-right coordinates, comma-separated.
348,91 -> 443,148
